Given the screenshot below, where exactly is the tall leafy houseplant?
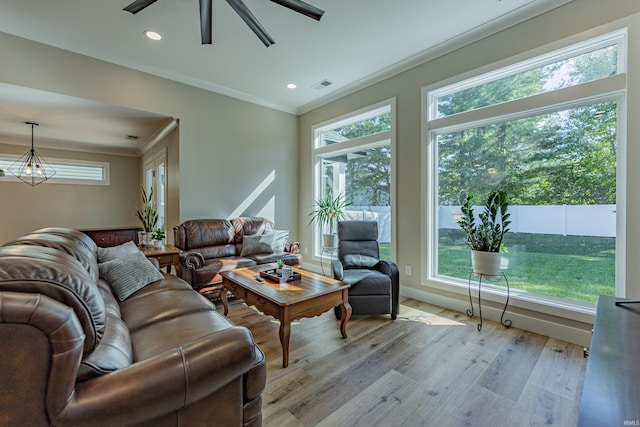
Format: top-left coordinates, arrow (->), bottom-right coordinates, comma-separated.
308,193 -> 351,249
458,190 -> 511,275
136,187 -> 158,233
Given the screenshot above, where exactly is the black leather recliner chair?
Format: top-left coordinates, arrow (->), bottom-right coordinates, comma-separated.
332,220 -> 399,319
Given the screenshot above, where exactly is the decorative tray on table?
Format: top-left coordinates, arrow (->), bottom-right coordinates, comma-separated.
260,269 -> 301,284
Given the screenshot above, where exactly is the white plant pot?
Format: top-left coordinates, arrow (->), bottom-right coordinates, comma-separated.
153,239 -> 164,248
323,233 -> 338,249
471,250 -> 502,276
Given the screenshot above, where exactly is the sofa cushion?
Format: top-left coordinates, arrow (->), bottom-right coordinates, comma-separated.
182,219 -> 235,250
97,240 -> 138,263
98,251 -> 164,301
271,229 -> 290,252
77,313 -> 132,382
232,217 -> 274,244
342,269 -> 391,295
217,257 -> 258,272
240,234 -> 274,257
247,252 -> 301,266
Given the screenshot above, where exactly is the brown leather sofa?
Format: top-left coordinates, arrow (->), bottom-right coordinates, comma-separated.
174,217 -> 301,299
0,227 -> 266,427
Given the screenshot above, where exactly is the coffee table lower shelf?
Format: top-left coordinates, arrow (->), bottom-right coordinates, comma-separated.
220,265 -> 351,368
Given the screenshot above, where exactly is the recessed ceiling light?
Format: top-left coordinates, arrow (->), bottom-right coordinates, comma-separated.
144,30 -> 162,41
287,83 -> 297,89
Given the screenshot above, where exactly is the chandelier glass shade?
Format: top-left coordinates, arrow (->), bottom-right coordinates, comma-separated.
8,122 -> 56,186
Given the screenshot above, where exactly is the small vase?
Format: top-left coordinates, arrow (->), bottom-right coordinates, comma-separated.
138,231 -> 147,247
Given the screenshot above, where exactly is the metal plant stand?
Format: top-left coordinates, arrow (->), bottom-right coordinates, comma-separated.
320,247 -> 337,276
467,270 -> 512,332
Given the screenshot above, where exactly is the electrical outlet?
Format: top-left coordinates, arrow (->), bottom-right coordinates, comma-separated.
405,265 -> 412,276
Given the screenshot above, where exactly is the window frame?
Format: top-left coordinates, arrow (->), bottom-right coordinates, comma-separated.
0,154 -> 110,185
311,98 -> 397,262
421,28 -> 627,317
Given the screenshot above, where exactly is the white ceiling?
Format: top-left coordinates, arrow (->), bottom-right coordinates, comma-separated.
0,0 -> 569,154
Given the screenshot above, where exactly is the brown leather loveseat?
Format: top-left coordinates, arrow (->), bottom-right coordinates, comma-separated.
174,217 -> 301,299
0,227 -> 266,426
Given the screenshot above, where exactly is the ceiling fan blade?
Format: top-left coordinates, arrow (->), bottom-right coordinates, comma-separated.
269,0 -> 324,21
199,0 -> 212,44
226,0 -> 275,47
123,0 -> 158,14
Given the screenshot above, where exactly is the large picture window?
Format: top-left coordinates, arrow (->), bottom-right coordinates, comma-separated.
426,30 -> 626,305
312,102 -> 395,260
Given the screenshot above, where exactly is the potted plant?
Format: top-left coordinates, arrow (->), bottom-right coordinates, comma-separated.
308,193 -> 351,249
276,258 -> 285,274
151,228 -> 165,248
457,190 -> 511,276
135,186 -> 158,247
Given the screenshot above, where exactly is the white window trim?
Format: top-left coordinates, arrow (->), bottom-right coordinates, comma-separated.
421,26 -> 628,322
310,98 -> 397,262
0,154 -> 110,185
428,28 -> 627,120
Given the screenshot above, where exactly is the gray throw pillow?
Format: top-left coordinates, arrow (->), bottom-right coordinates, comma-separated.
271,229 -> 290,253
343,254 -> 380,268
98,251 -> 163,301
97,240 -> 139,263
241,233 -> 274,256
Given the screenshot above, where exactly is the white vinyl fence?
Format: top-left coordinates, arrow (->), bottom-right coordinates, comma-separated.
439,204 -> 616,238
344,205 -> 616,243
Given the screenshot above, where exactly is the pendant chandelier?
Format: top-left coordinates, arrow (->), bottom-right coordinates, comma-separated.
8,122 -> 56,186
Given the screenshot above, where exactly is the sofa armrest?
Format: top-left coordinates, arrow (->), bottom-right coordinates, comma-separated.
56,327 -> 257,426
332,259 -> 344,280
379,260 -> 400,318
180,250 -> 205,271
285,241 -> 300,254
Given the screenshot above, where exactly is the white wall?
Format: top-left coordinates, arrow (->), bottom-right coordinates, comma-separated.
0,141 -> 139,243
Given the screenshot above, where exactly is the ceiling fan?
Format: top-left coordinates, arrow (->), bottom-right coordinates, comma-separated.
123,0 -> 324,47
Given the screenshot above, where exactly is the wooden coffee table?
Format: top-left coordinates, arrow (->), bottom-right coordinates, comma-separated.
220,264 -> 351,368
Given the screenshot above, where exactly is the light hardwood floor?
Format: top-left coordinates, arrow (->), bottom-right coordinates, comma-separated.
223,296 -> 587,427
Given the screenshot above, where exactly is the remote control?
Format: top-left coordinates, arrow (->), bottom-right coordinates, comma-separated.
255,276 -> 264,282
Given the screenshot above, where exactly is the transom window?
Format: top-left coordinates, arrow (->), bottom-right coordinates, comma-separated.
425,30 -> 626,305
0,156 -> 110,185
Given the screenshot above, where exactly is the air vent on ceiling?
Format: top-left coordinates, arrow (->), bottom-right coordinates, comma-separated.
126,135 -> 140,141
312,79 -> 334,90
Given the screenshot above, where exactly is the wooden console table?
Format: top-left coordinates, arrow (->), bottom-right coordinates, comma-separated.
578,295 -> 640,426
82,227 -> 141,247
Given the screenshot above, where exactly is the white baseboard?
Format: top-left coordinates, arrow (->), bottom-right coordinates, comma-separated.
401,285 -> 593,347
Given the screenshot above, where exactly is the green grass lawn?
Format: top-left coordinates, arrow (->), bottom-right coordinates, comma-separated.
437,230 -> 615,304
379,243 -> 391,261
